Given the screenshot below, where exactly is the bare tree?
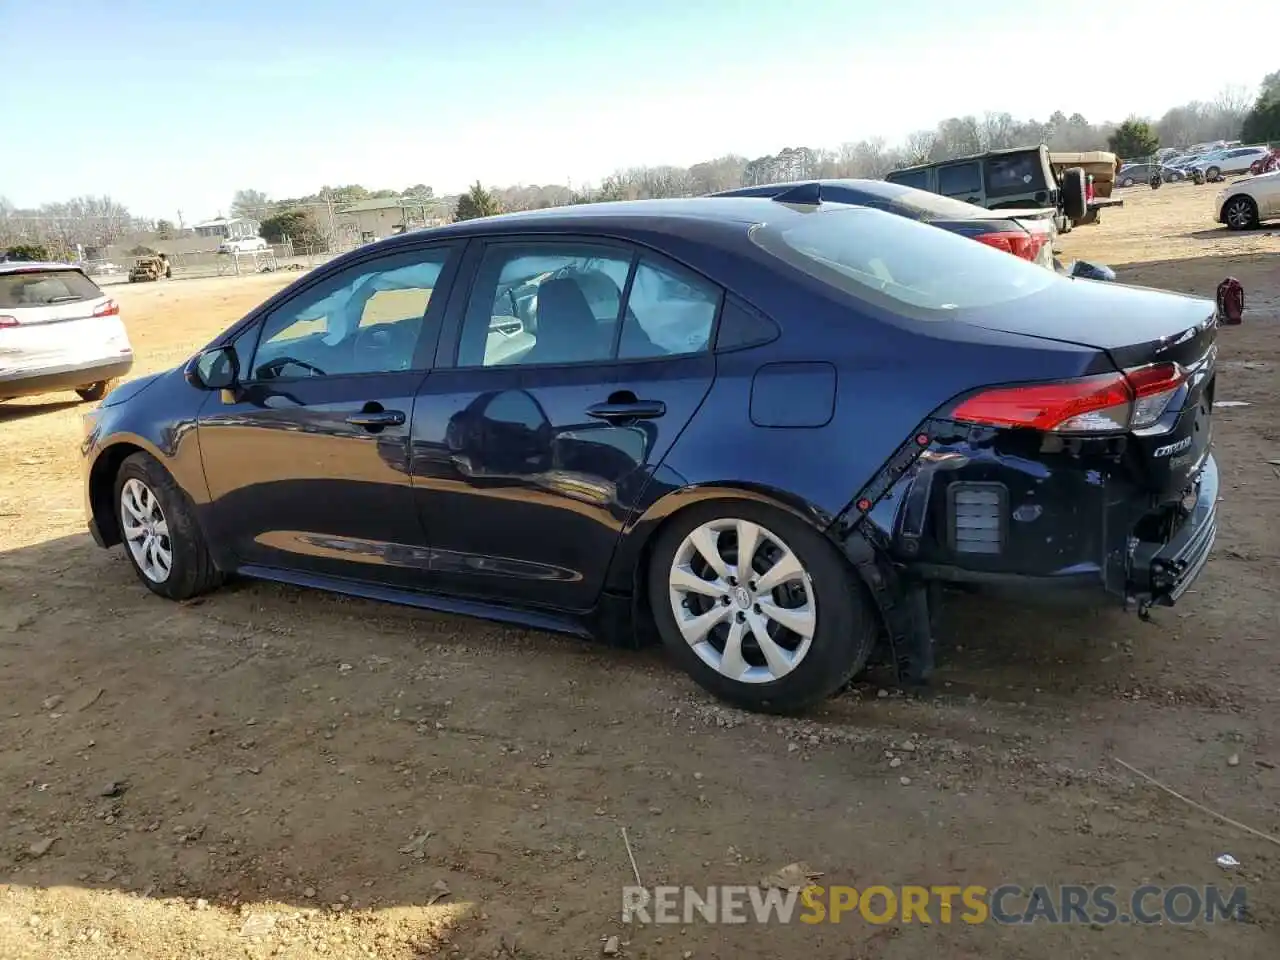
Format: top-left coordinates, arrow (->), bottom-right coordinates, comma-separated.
902,130 -> 936,165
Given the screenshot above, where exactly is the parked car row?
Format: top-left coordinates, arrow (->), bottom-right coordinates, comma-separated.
71,180 -> 1218,713
1117,161 -> 1186,186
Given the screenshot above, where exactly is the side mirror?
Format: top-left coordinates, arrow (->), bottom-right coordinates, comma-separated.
185,345 -> 239,390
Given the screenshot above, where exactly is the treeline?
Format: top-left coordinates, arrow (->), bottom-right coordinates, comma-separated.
5,77 -> 1273,257
0,196 -> 142,259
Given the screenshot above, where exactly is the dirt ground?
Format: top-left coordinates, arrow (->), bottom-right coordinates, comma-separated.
2,183 -> 1277,960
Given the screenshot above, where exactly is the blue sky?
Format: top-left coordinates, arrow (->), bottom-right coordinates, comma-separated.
0,0 -> 1267,220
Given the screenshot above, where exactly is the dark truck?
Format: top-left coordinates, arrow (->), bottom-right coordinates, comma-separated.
885,144 -> 1124,233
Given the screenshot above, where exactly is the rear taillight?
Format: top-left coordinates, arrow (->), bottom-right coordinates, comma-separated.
92,299 -> 120,318
1126,361 -> 1187,428
0,316 -> 16,329
974,230 -> 1049,264
951,362 -> 1188,434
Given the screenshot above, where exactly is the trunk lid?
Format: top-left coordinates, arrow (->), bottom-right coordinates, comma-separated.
955,277 -> 1217,369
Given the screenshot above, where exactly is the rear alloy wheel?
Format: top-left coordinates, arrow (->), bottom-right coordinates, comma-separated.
1205,166 -> 1221,182
1223,196 -> 1259,231
76,380 -> 114,402
113,452 -> 223,600
648,502 -> 878,713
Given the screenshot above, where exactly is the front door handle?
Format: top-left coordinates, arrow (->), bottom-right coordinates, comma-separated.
586,400 -> 666,422
346,410 -> 406,428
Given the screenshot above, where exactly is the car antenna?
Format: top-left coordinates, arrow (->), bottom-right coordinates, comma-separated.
770,182 -> 822,205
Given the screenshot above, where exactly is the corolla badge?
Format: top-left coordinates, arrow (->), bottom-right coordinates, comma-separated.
1153,436 -> 1193,458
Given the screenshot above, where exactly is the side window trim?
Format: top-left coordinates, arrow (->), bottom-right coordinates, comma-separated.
240,242 -> 459,383
607,252 -> 641,359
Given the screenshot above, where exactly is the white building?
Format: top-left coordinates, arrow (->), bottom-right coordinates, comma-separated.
192,217 -> 261,240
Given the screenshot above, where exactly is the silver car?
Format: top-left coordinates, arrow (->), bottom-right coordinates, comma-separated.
0,262 -> 134,403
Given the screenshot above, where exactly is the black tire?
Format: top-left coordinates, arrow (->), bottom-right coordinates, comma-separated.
1206,166 -> 1221,182
1223,195 -> 1259,231
1060,167 -> 1088,221
647,500 -> 878,714
113,451 -> 224,601
76,380 -> 114,402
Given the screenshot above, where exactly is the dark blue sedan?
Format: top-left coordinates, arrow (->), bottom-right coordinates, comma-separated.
83,196 -> 1219,712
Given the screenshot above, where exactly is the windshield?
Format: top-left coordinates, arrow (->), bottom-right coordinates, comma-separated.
0,269 -> 103,308
752,207 -> 1056,319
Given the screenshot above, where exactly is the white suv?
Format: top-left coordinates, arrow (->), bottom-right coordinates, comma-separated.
217,236 -> 269,254
1191,147 -> 1271,182
0,262 -> 134,402
1216,170 -> 1280,230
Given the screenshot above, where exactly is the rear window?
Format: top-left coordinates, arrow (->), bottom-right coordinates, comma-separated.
984,153 -> 1047,197
884,189 -> 990,221
0,269 -> 103,309
751,207 -> 1055,319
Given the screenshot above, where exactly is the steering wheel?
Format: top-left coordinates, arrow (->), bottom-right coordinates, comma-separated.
257,356 -> 326,379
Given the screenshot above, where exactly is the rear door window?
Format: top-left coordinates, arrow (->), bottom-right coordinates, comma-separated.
937,162 -> 981,198
984,153 -> 1043,197
752,207 -> 1055,320
0,269 -> 103,308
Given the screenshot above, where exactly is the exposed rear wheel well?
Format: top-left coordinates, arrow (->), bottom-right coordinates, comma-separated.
89,442 -> 145,546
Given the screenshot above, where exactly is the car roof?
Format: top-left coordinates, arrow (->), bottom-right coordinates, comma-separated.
0,261 -> 84,275
714,178 -> 909,201
369,196 -> 816,248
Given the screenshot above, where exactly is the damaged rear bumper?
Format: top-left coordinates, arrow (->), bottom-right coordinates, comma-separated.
835,422 -> 1219,611
1130,454 -> 1217,608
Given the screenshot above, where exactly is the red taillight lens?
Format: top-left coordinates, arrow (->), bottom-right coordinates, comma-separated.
0,316 -> 17,329
92,299 -> 119,318
952,363 -> 1188,435
974,230 -> 1048,263
1126,361 -> 1187,428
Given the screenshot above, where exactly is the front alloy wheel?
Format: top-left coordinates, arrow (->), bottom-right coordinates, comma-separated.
649,502 -> 878,713
1224,197 -> 1258,230
113,451 -> 224,600
121,477 -> 172,583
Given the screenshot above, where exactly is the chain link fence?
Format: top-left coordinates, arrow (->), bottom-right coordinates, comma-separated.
78,239 -> 360,286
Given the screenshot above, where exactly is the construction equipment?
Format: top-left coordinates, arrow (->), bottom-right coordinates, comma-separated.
126,256 -> 170,281
128,255 -> 170,283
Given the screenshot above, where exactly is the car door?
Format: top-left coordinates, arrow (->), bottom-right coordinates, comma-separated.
197,243 -> 460,588
936,161 -> 983,204
410,238 -> 720,611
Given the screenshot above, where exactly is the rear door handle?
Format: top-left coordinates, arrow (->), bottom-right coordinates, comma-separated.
586,400 -> 666,422
346,410 -> 406,428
